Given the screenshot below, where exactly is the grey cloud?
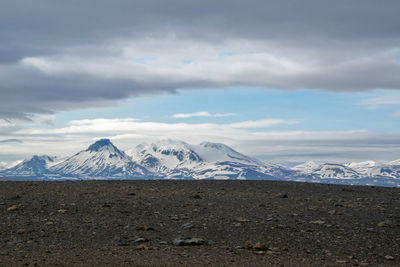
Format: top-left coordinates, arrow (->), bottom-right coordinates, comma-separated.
0,139 -> 23,144
1,0 -> 400,119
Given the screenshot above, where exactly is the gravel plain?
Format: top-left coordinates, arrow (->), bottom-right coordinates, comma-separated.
0,180 -> 399,266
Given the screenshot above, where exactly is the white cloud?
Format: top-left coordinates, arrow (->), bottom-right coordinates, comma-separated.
358,95 -> 400,109
229,119 -> 298,128
2,117 -> 400,165
394,111 -> 400,117
172,111 -> 236,118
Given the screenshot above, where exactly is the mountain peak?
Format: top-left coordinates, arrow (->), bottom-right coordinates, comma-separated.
87,139 -> 115,152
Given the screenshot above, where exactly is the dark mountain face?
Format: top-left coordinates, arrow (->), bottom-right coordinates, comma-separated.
87,139 -> 114,152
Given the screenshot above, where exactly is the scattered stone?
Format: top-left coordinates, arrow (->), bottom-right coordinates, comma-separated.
336,260 -> 348,264
253,242 -> 268,251
235,217 -> 250,223
133,237 -> 150,243
16,229 -> 28,234
128,192 -> 136,196
310,220 -> 325,225
377,221 -> 394,228
276,193 -> 288,198
328,210 -> 337,215
135,225 -> 154,231
193,194 -> 202,199
57,209 -> 68,214
234,245 -> 245,249
136,244 -> 151,250
182,223 -> 194,229
385,255 -> 395,261
159,241 -> 168,245
244,241 -> 252,248
342,188 -> 354,192
173,237 -> 210,246
7,205 -> 22,211
255,251 -> 265,255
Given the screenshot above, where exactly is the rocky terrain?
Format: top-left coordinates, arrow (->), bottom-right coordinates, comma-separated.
0,180 -> 399,266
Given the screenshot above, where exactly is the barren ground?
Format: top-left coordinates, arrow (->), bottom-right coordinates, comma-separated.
0,180 -> 399,266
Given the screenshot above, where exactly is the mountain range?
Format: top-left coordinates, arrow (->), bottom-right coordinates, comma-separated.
1,139 -> 399,187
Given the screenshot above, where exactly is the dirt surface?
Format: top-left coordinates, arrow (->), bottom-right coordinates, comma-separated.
0,180 -> 399,266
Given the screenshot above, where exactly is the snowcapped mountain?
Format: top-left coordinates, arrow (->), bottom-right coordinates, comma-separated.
126,139 -> 288,179
345,161 -> 377,176
127,139 -> 203,177
50,139 -> 150,178
308,163 -> 361,179
1,155 -> 57,177
369,161 -> 400,179
292,161 -> 320,174
0,162 -> 7,171
1,138 -> 400,186
195,142 -> 260,165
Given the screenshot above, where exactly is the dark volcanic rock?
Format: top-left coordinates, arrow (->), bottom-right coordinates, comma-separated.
0,180 -> 399,266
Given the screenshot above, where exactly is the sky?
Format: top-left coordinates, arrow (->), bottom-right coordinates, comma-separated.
1,0 -> 400,166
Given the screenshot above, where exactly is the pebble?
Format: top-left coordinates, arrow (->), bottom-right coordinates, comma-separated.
135,225 -> 154,231
16,229 -> 28,234
235,217 -> 250,223
173,237 -> 209,246
377,221 -> 394,228
136,244 -> 151,250
244,241 -> 252,248
253,242 -> 268,251
385,255 -> 395,261
310,220 -> 325,225
182,223 -> 194,229
7,205 -> 22,211
57,209 -> 68,214
133,237 -> 150,243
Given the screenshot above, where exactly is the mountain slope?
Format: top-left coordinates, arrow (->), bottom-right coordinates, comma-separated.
50,139 -> 150,178
127,140 -> 203,177
127,140 -> 291,180
0,155 -> 56,177
292,161 -> 320,174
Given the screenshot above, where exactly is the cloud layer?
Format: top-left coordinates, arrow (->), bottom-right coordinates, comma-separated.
172,111 -> 236,118
1,117 -> 400,165
1,0 -> 400,119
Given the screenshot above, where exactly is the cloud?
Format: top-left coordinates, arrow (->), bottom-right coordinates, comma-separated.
229,119 -> 298,129
0,1 -> 400,119
172,111 -> 236,118
359,96 -> 400,109
0,139 -> 23,144
394,112 -> 400,118
1,117 -> 400,165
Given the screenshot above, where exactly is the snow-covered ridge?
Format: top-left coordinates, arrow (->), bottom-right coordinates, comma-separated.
1,138 -> 400,187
